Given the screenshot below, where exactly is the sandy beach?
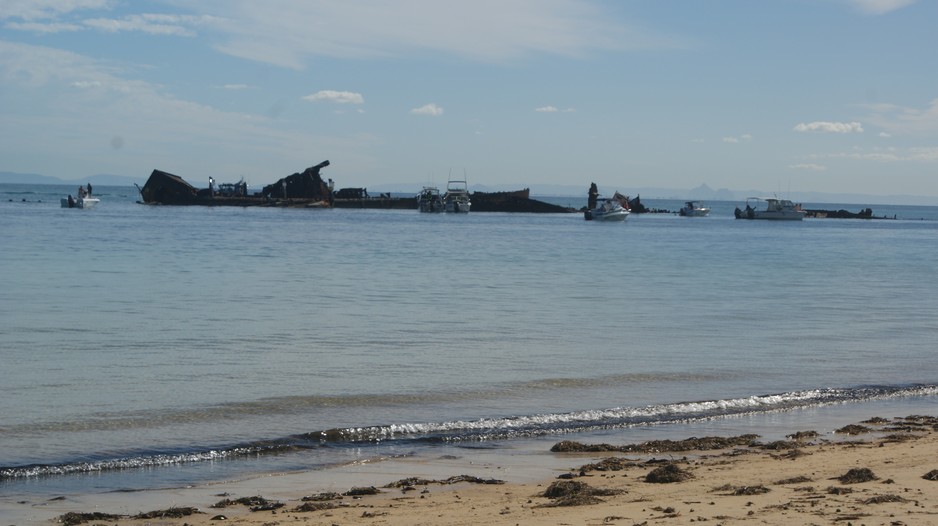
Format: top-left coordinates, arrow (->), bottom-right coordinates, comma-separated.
29,415 -> 938,526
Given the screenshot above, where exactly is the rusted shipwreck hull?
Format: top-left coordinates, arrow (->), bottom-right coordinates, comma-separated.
471,189 -> 574,213
803,207 -> 892,219
330,188 -> 574,213
138,161 -> 332,207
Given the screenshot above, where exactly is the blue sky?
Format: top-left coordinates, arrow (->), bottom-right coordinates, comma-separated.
1,0 -> 936,197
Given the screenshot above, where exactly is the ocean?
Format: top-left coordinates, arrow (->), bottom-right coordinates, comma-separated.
2,183 -> 937,520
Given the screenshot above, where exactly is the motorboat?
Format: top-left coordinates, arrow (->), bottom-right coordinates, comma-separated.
734,197 -> 805,220
416,186 -> 444,213
443,178 -> 471,213
584,198 -> 629,221
61,195 -> 100,209
679,201 -> 710,217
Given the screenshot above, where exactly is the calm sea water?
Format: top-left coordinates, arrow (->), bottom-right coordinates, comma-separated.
2,184 -> 937,501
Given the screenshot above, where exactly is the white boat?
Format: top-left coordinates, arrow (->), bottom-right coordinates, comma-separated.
585,198 -> 629,221
416,186 -> 444,213
679,200 -> 710,217
734,197 -> 805,220
443,178 -> 471,213
61,195 -> 100,209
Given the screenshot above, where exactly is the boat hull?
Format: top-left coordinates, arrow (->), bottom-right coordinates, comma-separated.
443,178 -> 471,213
445,200 -> 470,213
585,198 -> 629,221
680,208 -> 710,217
416,187 -> 444,213
735,198 -> 805,221
61,197 -> 100,209
584,209 -> 629,221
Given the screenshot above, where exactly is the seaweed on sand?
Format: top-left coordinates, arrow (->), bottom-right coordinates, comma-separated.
302,491 -> 343,501
726,485 -> 771,496
576,456 -> 640,473
835,424 -> 872,435
774,475 -> 813,485
537,480 -> 623,507
551,434 -> 758,453
755,440 -> 801,451
344,486 -> 381,496
384,475 -> 505,488
863,494 -> 909,504
837,467 -> 878,484
59,507 -> 200,526
292,501 -> 338,512
645,463 -> 694,483
786,430 -> 819,441
58,512 -> 123,526
132,507 -> 200,519
211,495 -> 284,511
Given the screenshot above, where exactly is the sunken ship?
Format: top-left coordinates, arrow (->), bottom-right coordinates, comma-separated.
137,160 -> 576,213
138,161 -> 333,207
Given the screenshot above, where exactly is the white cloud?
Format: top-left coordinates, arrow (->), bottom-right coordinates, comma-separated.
70,80 -> 102,88
845,0 -> 918,15
0,0 -> 113,21
302,90 -> 364,104
5,21 -> 83,33
793,121 -> 864,133
0,40 -> 364,181
411,103 -> 443,116
203,0 -> 679,69
5,10 -> 221,36
864,99 -> 938,134
4,1 -> 680,69
221,83 -> 251,90
790,163 -> 826,171
722,134 -> 752,143
81,14 -> 218,36
816,146 -> 938,163
879,131 -> 892,138
535,106 -> 575,113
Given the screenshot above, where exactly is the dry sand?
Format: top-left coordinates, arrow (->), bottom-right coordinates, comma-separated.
36,416 -> 938,525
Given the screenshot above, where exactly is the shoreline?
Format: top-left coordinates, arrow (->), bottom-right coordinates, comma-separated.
9,414 -> 938,525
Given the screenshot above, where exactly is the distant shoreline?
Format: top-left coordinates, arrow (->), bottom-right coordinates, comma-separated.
3,177 -> 937,207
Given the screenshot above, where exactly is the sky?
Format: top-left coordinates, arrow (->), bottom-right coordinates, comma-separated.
1,0 -> 936,197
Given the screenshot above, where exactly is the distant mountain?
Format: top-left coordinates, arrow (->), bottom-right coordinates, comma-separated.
687,183 -> 736,202
0,171 -> 64,184
0,171 -> 146,186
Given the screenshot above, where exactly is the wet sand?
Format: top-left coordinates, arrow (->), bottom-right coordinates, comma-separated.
22,416 -> 938,525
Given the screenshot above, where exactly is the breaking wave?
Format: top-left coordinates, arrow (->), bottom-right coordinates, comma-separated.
3,383 -> 936,480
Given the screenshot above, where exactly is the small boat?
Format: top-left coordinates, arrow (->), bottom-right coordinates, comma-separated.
443,178 -> 471,213
584,198 -> 629,221
679,201 -> 710,217
416,186 -> 444,213
61,195 -> 100,209
734,197 -> 805,220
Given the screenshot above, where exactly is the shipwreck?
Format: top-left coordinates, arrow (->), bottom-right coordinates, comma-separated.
137,161 -> 333,207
